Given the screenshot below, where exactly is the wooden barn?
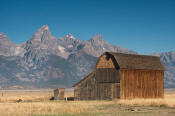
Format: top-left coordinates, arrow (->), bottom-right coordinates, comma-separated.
73,52 -> 165,100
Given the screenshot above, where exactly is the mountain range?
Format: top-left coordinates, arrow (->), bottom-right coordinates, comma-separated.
0,25 -> 174,89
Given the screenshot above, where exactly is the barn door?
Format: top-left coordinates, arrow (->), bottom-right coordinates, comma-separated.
97,83 -> 112,100
104,83 -> 112,100
116,84 -> 120,98
112,83 -> 120,99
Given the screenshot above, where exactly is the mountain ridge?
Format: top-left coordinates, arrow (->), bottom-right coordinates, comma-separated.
0,25 -> 174,89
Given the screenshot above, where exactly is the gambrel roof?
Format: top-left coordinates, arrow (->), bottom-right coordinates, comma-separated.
96,52 -> 165,71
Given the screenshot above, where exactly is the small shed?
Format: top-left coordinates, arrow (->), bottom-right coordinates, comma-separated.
73,52 -> 165,100
54,88 -> 74,100
54,88 -> 65,100
54,88 -> 59,100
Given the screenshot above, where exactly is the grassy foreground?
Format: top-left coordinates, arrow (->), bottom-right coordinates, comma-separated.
0,90 -> 175,116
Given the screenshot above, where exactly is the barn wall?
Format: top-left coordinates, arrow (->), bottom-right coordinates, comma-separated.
95,68 -> 120,83
120,69 -> 164,99
96,83 -> 112,100
54,89 -> 59,100
74,75 -> 97,100
74,68 -> 121,100
74,86 -> 80,100
58,88 -> 65,100
112,83 -> 120,99
94,54 -> 121,100
96,83 -> 120,100
94,68 -> 120,100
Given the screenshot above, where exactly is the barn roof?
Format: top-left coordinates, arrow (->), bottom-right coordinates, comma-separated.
100,52 -> 165,70
72,71 -> 94,87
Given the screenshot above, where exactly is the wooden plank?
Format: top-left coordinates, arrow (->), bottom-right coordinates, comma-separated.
120,69 -> 164,99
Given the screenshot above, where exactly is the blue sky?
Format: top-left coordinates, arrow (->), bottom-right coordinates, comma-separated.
0,0 -> 175,54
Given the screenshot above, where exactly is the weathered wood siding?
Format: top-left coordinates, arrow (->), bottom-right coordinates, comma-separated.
120,69 -> 164,99
112,83 -> 120,99
94,55 -> 120,100
74,86 -> 80,100
58,88 -> 65,100
74,54 -> 121,100
74,74 -> 96,100
95,68 -> 120,83
74,69 -> 121,100
94,68 -> 120,100
96,83 -> 112,100
96,55 -> 115,68
54,89 -> 59,100
96,83 -> 120,100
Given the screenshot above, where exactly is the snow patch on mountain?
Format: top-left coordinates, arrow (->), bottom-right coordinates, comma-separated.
58,45 -> 65,53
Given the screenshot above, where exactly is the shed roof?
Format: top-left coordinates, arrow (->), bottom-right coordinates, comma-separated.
99,52 -> 165,70
72,71 -> 94,87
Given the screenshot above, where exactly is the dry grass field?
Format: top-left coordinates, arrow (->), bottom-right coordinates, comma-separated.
0,89 -> 174,116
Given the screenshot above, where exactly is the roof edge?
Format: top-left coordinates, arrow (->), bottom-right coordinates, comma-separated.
72,71 -> 95,87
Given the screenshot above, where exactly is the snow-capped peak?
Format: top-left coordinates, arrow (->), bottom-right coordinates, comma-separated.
34,25 -> 50,35
65,33 -> 76,39
39,25 -> 49,31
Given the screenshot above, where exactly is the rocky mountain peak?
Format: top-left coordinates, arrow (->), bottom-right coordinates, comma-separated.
0,32 -> 14,44
26,25 -> 56,45
65,33 -> 76,39
58,33 -> 80,49
90,34 -> 103,42
23,25 -> 58,65
0,32 -> 16,56
59,33 -> 80,42
89,34 -> 108,46
159,51 -> 175,64
28,25 -> 52,42
37,25 -> 49,32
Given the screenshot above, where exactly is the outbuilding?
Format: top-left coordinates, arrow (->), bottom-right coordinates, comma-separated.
73,52 -> 165,100
54,88 -> 65,100
54,88 -> 74,100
